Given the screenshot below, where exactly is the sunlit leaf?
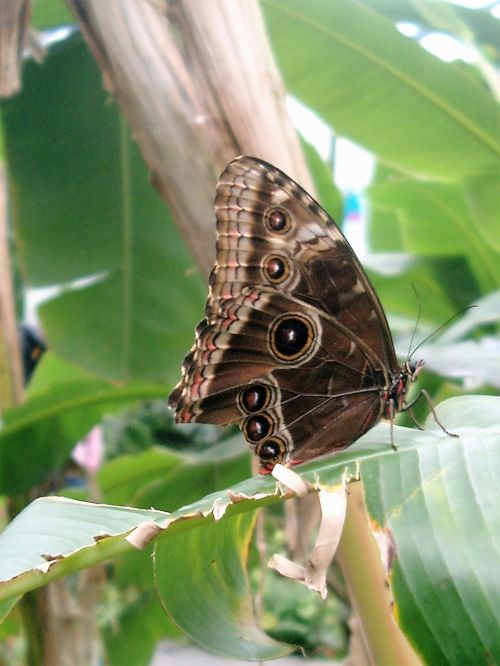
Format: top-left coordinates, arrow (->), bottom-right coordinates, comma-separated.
262,0 -> 500,180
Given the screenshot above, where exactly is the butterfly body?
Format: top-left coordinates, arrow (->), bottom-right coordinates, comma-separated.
169,156 -> 420,473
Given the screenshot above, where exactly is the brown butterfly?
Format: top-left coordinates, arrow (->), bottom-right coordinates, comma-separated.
169,156 -> 441,474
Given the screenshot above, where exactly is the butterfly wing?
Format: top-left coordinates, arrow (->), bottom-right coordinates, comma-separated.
210,157 -> 397,370
169,156 -> 398,469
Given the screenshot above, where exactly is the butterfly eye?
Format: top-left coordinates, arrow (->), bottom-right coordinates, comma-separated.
238,383 -> 272,414
257,438 -> 286,463
265,206 -> 291,234
269,314 -> 315,363
243,414 -> 273,442
263,254 -> 290,284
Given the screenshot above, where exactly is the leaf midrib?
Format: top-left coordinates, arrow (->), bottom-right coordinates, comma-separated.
264,0 -> 500,161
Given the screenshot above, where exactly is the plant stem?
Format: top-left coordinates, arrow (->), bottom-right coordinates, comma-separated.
337,482 -> 421,666
20,590 -> 45,666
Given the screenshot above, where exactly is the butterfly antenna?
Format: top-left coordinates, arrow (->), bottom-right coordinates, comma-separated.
406,283 -> 422,362
409,304 -> 477,360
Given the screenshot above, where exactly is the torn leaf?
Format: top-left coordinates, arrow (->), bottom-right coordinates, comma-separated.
269,485 -> 347,598
271,463 -> 311,496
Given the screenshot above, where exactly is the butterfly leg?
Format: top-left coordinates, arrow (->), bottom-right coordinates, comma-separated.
403,390 -> 459,438
406,406 -> 425,431
388,399 -> 398,451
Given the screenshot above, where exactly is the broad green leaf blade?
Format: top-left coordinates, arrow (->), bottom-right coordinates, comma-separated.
154,511 -> 292,661
32,0 -> 73,30
98,449 -> 184,507
0,371 -> 166,494
367,258 -> 471,323
369,177 -> 498,292
394,291 -> 500,387
419,341 -> 500,389
0,476 -> 279,606
2,34 -> 205,382
97,443 -> 251,662
0,498 -> 169,587
0,597 -> 20,624
262,0 -> 500,180
403,0 -> 500,61
131,447 -> 251,513
26,352 -> 93,395
359,397 -> 500,665
98,437 -> 249,510
466,169 -> 500,254
0,397 -> 498,663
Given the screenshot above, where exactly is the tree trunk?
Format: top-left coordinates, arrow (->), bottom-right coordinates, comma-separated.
66,0 -> 312,277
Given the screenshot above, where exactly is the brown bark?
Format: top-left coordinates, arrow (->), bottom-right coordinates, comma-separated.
0,0 -> 31,97
65,0 -> 312,276
41,570 -> 105,666
0,166 -> 23,409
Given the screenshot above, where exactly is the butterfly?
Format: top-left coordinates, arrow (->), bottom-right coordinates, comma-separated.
169,156 -> 434,474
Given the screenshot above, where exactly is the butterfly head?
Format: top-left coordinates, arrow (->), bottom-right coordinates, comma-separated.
406,358 -> 425,382
385,359 -> 425,415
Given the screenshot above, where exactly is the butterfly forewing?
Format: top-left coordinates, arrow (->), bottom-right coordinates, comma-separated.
211,158 -> 397,370
169,156 -> 406,472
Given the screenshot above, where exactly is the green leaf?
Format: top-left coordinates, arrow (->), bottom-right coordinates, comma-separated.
438,290 -> 500,343
102,592 -> 180,666
400,0 -> 500,53
0,597 -> 20,624
390,292 -> 500,389
370,211 -> 406,253
466,169 -> 500,254
262,0 -> 500,180
97,443 -> 253,663
31,0 -> 73,30
0,397 -> 498,662
370,179 -> 473,255
0,498 -> 168,588
2,34 -> 205,382
155,511 -> 293,661
421,342 -> 500,389
98,437 -> 250,509
0,370 -> 166,494
369,176 -> 499,293
361,396 -> 500,664
368,258 -> 474,323
302,140 -> 343,220
26,352 -> 93,396
132,449 -> 251,513
98,449 -> 184,507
